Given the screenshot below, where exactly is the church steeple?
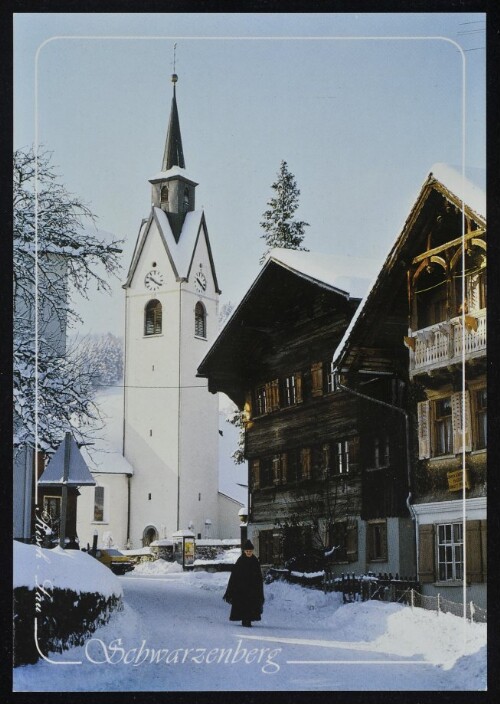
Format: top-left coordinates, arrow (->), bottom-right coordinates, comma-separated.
149,73 -> 198,243
162,74 -> 185,171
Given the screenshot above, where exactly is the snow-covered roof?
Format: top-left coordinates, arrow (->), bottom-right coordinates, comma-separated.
124,207 -> 220,293
430,163 -> 486,219
80,387 -> 134,476
149,165 -> 198,184
38,435 -> 96,486
265,248 -> 379,300
154,207 -> 204,279
332,163 -> 487,369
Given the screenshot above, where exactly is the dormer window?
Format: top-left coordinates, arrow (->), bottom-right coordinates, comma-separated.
145,299 -> 162,336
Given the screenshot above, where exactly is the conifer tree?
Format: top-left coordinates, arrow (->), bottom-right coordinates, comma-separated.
260,160 -> 309,264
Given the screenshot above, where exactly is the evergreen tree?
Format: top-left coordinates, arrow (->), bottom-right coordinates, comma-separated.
260,160 -> 309,264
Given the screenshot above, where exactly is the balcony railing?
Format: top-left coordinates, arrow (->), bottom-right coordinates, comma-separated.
409,309 -> 486,375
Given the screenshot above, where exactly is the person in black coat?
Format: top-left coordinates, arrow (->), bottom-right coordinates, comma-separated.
223,540 -> 264,627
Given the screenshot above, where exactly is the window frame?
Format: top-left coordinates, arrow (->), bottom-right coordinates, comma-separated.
473,387 -> 487,450
436,522 -> 464,581
367,519 -> 388,562
144,299 -> 163,336
194,301 -> 207,339
433,396 -> 453,457
93,485 -> 105,523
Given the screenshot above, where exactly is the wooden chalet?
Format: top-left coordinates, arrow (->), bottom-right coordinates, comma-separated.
333,164 -> 487,608
198,249 -> 396,573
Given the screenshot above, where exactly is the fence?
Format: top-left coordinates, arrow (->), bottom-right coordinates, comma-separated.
323,571 -> 418,605
412,589 -> 487,623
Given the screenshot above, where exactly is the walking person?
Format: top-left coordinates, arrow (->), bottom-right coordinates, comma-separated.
223,540 -> 264,627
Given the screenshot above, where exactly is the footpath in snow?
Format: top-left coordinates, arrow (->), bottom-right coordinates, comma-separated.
13,556 -> 487,692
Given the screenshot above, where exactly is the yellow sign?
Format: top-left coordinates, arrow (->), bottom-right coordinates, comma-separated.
447,469 -> 471,492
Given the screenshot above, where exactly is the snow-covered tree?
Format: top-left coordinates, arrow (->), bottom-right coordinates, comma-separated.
218,301 -> 234,328
260,160 -> 309,264
13,147 -> 123,453
226,405 -> 245,465
73,333 -> 124,389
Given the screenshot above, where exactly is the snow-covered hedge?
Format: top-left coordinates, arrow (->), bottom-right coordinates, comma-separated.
13,541 -> 123,666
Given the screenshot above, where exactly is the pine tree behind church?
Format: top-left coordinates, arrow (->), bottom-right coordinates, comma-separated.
260,160 -> 309,264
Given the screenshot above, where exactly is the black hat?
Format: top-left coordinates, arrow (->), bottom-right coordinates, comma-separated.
243,540 -> 254,550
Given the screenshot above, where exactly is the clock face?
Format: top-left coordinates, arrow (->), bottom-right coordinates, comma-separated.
144,269 -> 164,291
194,271 -> 207,293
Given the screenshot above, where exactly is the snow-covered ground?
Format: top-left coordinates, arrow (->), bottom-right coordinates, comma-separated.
14,553 -> 486,692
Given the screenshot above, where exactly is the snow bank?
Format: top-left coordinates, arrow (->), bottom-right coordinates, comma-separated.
14,541 -> 122,598
132,559 -> 183,576
193,547 -> 241,566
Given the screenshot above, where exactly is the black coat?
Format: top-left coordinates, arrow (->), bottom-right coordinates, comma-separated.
223,553 -> 264,622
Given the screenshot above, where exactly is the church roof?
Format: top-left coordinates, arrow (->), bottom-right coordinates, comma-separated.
123,206 -> 221,293
162,80 -> 185,170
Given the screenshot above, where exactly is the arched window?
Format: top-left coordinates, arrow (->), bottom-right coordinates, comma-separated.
183,187 -> 190,212
145,299 -> 162,335
160,185 -> 169,207
195,301 -> 207,338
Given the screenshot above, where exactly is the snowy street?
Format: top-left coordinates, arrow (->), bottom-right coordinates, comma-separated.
14,566 -> 486,692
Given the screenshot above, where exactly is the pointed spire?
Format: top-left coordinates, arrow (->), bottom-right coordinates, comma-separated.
162,74 -> 185,171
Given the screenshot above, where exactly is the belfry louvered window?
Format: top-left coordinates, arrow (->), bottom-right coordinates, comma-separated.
195,302 -> 207,338
145,299 -> 162,335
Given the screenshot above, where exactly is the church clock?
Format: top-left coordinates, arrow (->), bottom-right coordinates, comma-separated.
144,269 -> 164,291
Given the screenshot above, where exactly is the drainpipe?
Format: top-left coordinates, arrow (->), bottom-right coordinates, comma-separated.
334,372 -> 418,576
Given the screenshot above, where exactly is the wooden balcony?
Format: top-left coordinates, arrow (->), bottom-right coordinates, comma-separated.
408,309 -> 486,376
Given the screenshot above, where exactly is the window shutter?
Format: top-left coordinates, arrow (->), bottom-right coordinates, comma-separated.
418,524 -> 435,583
417,401 -> 431,459
346,520 -> 358,562
271,379 -> 280,410
311,362 -> 323,397
451,391 -> 472,454
281,453 -> 288,484
480,520 -> 487,580
295,372 -> 303,403
251,459 -> 260,490
466,520 -> 484,583
301,448 -> 311,480
349,436 -> 359,470
272,456 -> 281,485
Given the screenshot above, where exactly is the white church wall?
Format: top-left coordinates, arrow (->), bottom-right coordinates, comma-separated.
217,493 -> 244,540
76,474 -> 129,550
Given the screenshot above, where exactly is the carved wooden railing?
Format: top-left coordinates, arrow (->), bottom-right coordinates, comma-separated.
409,309 -> 486,373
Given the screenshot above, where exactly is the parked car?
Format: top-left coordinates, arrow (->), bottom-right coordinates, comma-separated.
94,548 -> 134,575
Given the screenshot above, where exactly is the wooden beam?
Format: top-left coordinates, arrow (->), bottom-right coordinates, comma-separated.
412,229 -> 486,265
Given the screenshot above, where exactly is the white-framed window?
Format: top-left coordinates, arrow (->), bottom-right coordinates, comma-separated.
326,362 -> 339,393
283,375 -> 296,406
256,385 -> 267,415
437,522 -> 463,581
194,301 -> 207,338
93,485 -> 105,522
333,440 -> 350,474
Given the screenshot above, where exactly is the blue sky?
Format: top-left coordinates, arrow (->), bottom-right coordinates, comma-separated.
14,12 -> 486,336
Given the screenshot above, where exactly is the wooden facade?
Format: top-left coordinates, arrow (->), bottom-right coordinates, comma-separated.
198,254 -> 415,576
333,167 -> 487,604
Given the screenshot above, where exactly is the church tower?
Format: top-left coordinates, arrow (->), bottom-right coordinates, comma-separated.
122,73 -> 221,546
